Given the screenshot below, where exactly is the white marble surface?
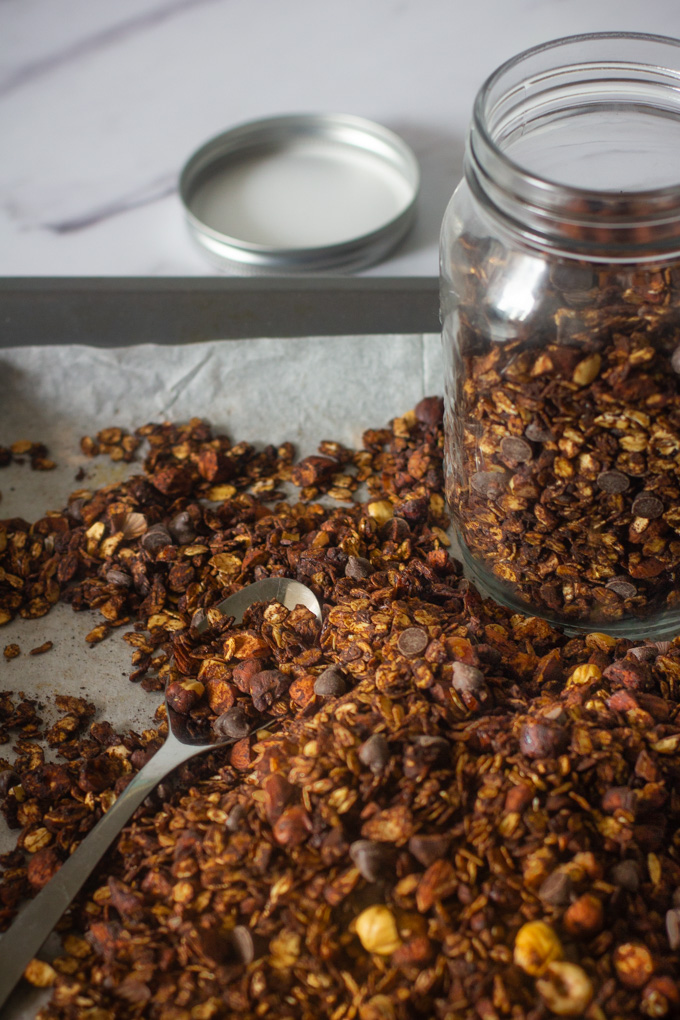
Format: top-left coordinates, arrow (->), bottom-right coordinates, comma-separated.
2,0 -> 680,277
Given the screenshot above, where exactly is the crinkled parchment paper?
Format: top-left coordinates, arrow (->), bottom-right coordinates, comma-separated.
0,333 -> 442,1018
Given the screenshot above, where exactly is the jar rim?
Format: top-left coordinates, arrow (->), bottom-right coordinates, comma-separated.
468,31 -> 680,257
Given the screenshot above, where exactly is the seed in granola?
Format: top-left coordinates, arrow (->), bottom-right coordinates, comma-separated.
345,555 -> 373,580
631,495 -> 664,519
225,803 -> 247,832
666,907 -> 680,950
354,905 -> 402,955
229,924 -> 258,965
313,666 -> 348,697
596,470 -> 630,494
500,436 -> 533,463
536,961 -> 594,1017
213,704 -> 250,740
349,840 -> 395,882
514,920 -> 563,976
397,627 -> 428,658
358,733 -> 390,773
613,942 -> 655,988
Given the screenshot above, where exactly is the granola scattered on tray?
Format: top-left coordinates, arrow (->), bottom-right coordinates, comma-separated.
1,400 -> 679,1020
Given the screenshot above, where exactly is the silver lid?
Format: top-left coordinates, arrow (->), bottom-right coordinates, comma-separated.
179,113 -> 420,273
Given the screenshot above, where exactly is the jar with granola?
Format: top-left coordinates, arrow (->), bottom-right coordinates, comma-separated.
441,32 -> 680,637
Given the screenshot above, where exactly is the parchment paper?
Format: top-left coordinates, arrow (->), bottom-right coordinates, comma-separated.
0,332 -> 443,1018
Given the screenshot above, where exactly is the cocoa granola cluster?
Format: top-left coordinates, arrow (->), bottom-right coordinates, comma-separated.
1,400 -> 680,1020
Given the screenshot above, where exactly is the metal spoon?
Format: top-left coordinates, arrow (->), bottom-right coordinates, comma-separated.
0,577 -> 321,1011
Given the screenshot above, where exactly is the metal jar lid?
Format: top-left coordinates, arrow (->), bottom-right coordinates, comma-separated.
179,113 -> 420,273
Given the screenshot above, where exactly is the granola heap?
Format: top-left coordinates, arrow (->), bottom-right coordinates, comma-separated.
445,247 -> 680,629
1,401 -> 680,1020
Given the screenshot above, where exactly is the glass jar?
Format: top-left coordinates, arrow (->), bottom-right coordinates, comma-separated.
441,32 -> 680,638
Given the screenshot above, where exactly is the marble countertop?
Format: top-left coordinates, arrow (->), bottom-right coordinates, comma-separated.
2,0 -> 680,278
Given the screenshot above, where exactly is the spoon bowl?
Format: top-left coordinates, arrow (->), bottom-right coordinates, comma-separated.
0,577 -> 321,1011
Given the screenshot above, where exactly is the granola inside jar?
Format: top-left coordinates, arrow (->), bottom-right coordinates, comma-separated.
441,32 -> 680,637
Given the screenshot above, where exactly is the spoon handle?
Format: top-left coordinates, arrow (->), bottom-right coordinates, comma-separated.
0,736 -> 200,1011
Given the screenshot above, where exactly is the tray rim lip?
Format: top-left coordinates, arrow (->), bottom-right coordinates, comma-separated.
0,276 -> 440,346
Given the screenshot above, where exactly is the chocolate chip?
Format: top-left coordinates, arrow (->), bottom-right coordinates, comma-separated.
500,436 -> 533,463
213,705 -> 250,740
397,627 -> 429,658
345,555 -> 373,580
610,860 -> 640,893
524,422 -> 553,443
313,666 -> 347,697
105,569 -> 133,588
169,511 -> 196,545
408,833 -> 451,868
631,495 -> 664,519
141,523 -> 172,551
358,733 -> 390,773
349,840 -> 394,882
470,471 -> 507,497
225,803 -> 247,832
596,470 -> 630,494
538,870 -> 573,906
606,578 -> 637,599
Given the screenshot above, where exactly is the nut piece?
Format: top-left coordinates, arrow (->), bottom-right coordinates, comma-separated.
23,958 -> 57,988
613,942 -> 655,989
563,893 -> 604,938
536,961 -> 594,1017
513,920 -> 563,976
354,905 -> 402,955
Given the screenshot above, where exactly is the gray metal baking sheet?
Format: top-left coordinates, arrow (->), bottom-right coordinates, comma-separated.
0,277 -> 440,346
0,279 -> 443,1019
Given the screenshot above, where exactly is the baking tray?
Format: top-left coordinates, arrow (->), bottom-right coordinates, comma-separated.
0,277 -> 442,1019
0,277 -> 440,346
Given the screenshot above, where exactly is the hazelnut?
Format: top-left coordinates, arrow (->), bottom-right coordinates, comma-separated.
354,905 -> 402,955
536,961 -> 594,1017
513,920 -> 563,976
165,679 -> 204,715
563,893 -> 604,938
641,976 -> 680,1018
613,942 -> 655,989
